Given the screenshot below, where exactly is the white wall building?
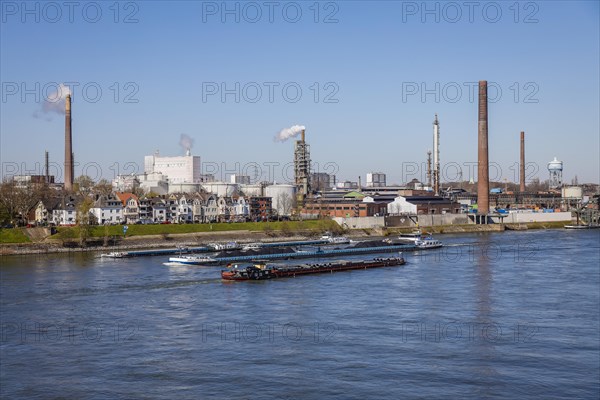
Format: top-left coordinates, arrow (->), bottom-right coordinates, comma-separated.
139,172 -> 169,195
144,151 -> 204,184
366,172 -> 386,187
387,196 -> 417,215
90,195 -> 123,225
230,174 -> 251,184
112,174 -> 140,192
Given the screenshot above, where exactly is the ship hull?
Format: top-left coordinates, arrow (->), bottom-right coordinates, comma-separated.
221,257 -> 405,281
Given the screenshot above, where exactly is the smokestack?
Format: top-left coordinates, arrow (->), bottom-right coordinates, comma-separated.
433,114 -> 440,195
477,81 -> 489,214
301,129 -> 305,143
64,94 -> 73,191
520,131 -> 526,192
45,151 -> 49,183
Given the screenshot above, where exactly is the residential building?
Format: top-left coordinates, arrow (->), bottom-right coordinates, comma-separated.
249,196 -> 272,221
90,194 -> 124,225
203,195 -> 219,223
52,195 -> 79,226
29,197 -> 60,225
115,192 -> 140,223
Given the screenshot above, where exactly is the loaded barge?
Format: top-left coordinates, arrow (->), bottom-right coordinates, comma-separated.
221,256 -> 405,281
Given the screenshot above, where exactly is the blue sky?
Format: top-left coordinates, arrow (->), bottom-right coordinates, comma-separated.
1,0 -> 599,185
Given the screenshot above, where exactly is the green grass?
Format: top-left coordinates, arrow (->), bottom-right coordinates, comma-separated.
0,228 -> 31,244
53,220 -> 340,239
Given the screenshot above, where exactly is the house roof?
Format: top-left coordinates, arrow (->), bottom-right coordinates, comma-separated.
115,192 -> 139,206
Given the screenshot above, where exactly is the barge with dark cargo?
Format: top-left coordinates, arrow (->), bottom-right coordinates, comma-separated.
221,256 -> 406,281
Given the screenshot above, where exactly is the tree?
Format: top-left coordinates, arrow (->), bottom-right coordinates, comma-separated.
93,179 -> 113,196
75,175 -> 95,196
0,180 -> 40,226
0,180 -> 20,224
76,197 -> 94,246
277,192 -> 296,219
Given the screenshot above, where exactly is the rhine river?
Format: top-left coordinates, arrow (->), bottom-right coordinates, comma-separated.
1,230 -> 599,399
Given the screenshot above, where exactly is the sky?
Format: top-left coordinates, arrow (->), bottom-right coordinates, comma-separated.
1,0 -> 599,186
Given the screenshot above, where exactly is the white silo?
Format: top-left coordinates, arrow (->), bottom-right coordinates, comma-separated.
548,157 -> 563,189
202,182 -> 238,197
239,184 -> 264,197
265,184 -> 296,217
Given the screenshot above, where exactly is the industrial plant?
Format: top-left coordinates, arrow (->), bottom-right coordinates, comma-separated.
5,79 -> 599,229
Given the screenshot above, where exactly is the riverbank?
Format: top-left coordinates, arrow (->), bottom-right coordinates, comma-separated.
0,221 -> 571,256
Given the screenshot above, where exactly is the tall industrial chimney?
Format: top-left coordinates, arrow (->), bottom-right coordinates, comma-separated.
520,131 -> 526,192
477,81 -> 489,215
433,114 -> 440,195
64,94 -> 74,191
45,151 -> 49,183
301,129 -> 305,143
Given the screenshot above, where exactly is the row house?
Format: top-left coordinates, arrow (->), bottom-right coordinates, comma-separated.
29,198 -> 61,225
51,195 -> 80,226
90,195 -> 123,225
249,197 -> 273,221
176,195 -> 193,223
203,195 -> 219,223
115,192 -> 140,224
29,192 -> 276,226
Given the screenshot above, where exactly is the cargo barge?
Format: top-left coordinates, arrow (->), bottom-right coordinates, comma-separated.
221,256 -> 405,281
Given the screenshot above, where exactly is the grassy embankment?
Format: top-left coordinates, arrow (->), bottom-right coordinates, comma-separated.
50,219 -> 341,241
0,228 -> 31,244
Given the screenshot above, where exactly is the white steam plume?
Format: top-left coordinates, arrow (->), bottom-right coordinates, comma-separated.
274,124 -> 305,142
33,83 -> 71,119
179,134 -> 194,154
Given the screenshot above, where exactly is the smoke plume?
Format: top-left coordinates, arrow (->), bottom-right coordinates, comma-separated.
274,124 -> 305,142
179,134 -> 194,153
33,83 -> 71,120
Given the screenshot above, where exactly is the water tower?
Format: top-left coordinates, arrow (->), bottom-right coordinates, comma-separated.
548,157 -> 563,189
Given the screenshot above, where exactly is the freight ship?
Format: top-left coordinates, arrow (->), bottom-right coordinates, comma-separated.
221,256 -> 405,281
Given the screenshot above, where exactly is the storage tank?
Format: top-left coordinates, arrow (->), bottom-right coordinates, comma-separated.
265,184 -> 296,217
168,183 -> 201,194
561,186 -> 583,199
548,157 -> 563,172
202,182 -> 238,197
548,157 -> 563,189
239,184 -> 263,197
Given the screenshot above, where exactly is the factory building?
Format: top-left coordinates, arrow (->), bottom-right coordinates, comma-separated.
366,172 -> 386,187
144,150 -> 204,184
230,174 -> 251,185
311,173 -> 336,191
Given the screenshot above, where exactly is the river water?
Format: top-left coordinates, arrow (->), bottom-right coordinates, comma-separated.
1,230 -> 599,399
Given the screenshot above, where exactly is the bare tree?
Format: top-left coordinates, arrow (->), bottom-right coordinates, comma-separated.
75,175 -> 95,196
77,197 -> 94,246
277,193 -> 296,218
93,179 -> 113,196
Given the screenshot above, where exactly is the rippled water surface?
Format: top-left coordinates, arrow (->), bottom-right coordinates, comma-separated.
1,230 -> 599,399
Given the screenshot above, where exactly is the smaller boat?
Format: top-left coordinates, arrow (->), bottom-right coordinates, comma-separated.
208,242 -> 240,251
565,224 -> 600,230
100,252 -> 128,258
168,255 -> 217,265
414,235 -> 443,249
242,243 -> 263,251
398,230 -> 423,243
320,234 -> 350,244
